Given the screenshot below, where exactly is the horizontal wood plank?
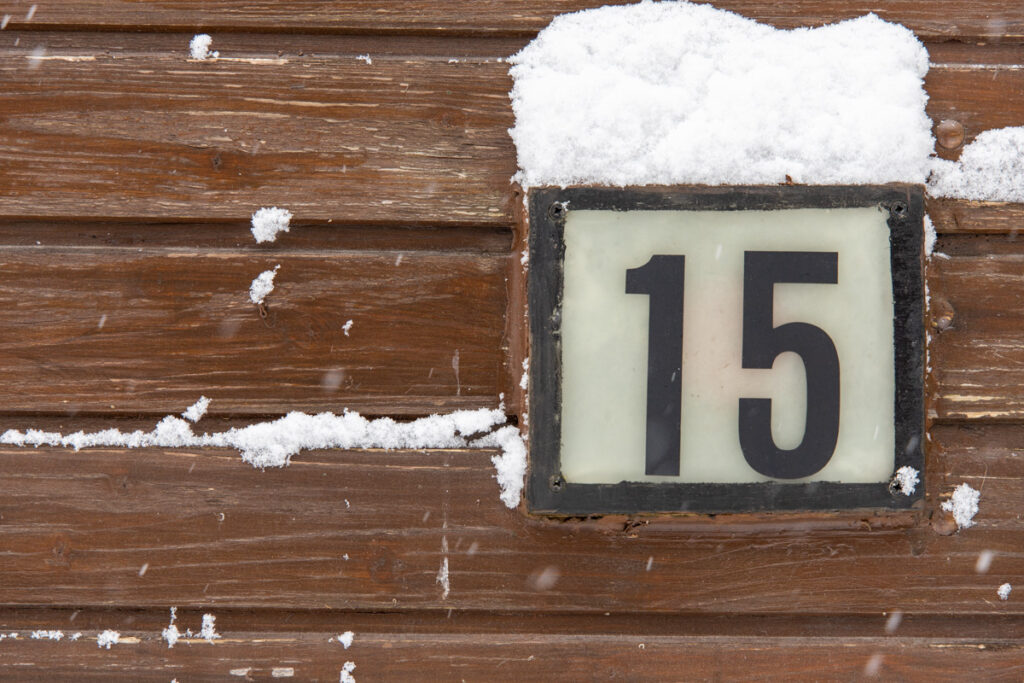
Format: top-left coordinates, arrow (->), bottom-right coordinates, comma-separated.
0,627 -> 1021,681
1,36 -> 1022,223
4,1 -> 1024,41
0,241 -> 506,415
0,427 -> 1020,613
0,44 -> 516,225
930,254 -> 1024,420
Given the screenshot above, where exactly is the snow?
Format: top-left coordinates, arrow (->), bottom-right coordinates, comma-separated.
249,265 -> 280,305
340,661 -> 357,683
357,54 -> 372,65
508,4 -> 932,189
519,358 -> 529,391
892,466 -> 919,496
1,15 -> 10,30
998,583 -> 1012,601
333,631 -> 354,648
30,630 -> 64,641
162,607 -> 181,648
928,127 -> 1024,202
0,404 -> 526,507
250,207 -> 293,244
342,320 -> 354,337
975,550 -> 994,574
941,483 -> 980,529
436,557 -> 450,599
199,614 -> 220,642
96,630 -> 120,649
189,34 -> 218,61
923,216 -> 936,258
182,396 -> 210,423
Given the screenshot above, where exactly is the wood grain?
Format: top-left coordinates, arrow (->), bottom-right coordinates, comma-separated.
0,242 -> 506,416
0,429 -> 1020,614
4,0 -> 1023,40
930,254 -> 1024,420
2,36 -> 1023,224
0,626 -> 1021,681
0,44 -> 516,225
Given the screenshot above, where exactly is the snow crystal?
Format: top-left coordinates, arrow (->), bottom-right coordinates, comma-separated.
182,396 -> 210,423
342,320 -> 353,337
508,4 -> 932,189
519,358 -> 529,391
928,127 -> 1024,202
892,466 -> 919,496
70,633 -> 82,641
162,608 -> 180,648
199,613 -> 220,642
189,34 -> 218,61
30,630 -> 63,641
941,483 -> 980,529
340,661 -> 356,683
96,630 -> 120,649
357,54 -> 372,65
250,207 -> 293,244
249,265 -> 280,305
998,583 -> 1012,601
336,631 -> 354,649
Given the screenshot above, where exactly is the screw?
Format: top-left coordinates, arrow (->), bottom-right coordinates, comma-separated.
935,119 -> 966,151
550,475 -> 565,492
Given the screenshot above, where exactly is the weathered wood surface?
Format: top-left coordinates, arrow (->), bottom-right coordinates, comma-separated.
0,627 -> 1021,681
2,35 -> 1023,223
0,241 -> 506,416
0,424 -> 1020,613
930,254 -> 1024,420
5,0 -> 1024,40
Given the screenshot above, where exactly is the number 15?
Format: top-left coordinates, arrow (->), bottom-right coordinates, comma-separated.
626,251 -> 840,480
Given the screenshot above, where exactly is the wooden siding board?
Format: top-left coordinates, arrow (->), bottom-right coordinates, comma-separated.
0,435 -> 1020,613
1,37 -> 1023,223
0,245 -> 505,416
4,1 -> 1024,41
0,629 -> 1021,680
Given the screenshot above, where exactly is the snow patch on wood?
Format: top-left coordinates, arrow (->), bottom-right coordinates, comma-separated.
941,482 -> 980,529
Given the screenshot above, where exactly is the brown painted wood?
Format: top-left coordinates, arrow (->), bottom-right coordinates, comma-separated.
0,626 -> 1021,681
4,1 -> 1024,41
0,242 -> 506,416
1,35 -> 1023,224
0,429 -> 1020,613
0,43 -> 516,225
930,254 -> 1024,420
927,199 -> 1024,235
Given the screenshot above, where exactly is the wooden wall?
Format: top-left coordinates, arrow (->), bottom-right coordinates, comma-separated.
1,1 -> 1023,679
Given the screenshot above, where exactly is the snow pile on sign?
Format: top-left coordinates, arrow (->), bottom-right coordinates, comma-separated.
508,3 -> 931,189
928,127 -> 1024,202
0,404 -> 525,508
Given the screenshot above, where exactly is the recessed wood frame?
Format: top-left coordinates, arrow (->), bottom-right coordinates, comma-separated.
526,185 -> 926,516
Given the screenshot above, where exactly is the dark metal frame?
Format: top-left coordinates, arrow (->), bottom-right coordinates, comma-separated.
526,185 -> 926,515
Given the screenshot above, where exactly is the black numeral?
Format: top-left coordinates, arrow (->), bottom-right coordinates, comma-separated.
626,255 -> 685,476
738,251 -> 840,479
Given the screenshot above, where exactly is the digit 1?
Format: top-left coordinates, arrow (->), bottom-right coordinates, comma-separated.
626,255 -> 685,476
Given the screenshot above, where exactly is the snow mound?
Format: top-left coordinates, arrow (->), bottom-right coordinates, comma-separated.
189,34 -> 218,60
998,583 -> 1012,601
509,3 -> 932,189
249,265 -> 280,305
928,127 -> 1024,202
941,482 -> 980,529
892,466 -> 919,495
251,207 -> 293,244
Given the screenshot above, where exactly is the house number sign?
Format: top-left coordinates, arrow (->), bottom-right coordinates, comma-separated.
526,186 -> 925,514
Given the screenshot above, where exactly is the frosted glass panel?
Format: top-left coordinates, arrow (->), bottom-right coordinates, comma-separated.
558,207 -> 895,485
